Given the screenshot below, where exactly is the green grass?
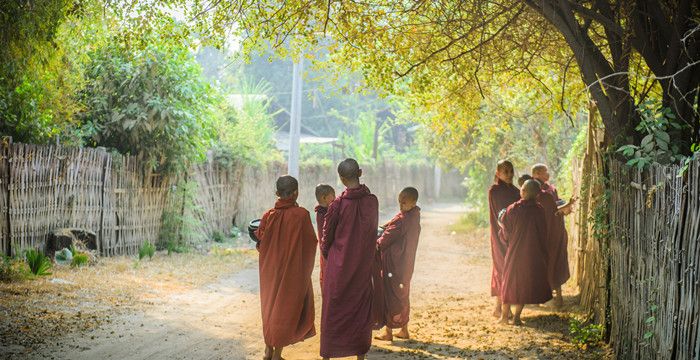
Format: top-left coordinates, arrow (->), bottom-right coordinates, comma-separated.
449,210 -> 489,234
25,249 -> 52,276
139,241 -> 156,260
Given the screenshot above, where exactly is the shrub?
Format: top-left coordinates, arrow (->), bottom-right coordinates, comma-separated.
71,253 -> 89,267
25,249 -> 52,276
138,241 -> 156,260
212,230 -> 225,243
0,255 -> 29,282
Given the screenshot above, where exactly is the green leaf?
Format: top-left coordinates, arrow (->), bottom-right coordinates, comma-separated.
644,331 -> 654,340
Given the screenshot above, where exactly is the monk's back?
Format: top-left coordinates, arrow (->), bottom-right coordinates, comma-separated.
320,185 -> 379,358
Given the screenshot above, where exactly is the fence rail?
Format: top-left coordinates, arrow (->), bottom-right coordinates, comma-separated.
0,140 -> 464,257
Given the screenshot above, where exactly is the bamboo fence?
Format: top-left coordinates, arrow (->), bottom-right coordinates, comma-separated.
0,140 -> 459,257
570,110 -> 700,358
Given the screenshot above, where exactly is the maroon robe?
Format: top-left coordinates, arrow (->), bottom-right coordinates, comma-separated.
488,179 -> 520,297
541,181 -> 560,202
536,190 -> 570,288
315,205 -> 328,288
320,185 -> 379,358
500,199 -> 552,304
255,198 -> 317,347
377,206 -> 421,329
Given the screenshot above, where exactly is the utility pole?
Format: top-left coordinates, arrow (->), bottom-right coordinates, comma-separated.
288,53 -> 303,178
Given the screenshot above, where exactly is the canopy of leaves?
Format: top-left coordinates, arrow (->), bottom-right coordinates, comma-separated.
184,0 -> 699,152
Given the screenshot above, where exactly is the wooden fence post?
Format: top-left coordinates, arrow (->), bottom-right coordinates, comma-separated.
1,136 -> 11,256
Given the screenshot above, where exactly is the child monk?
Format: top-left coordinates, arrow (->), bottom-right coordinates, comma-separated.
315,184 -> 336,288
499,179 -> 552,325
320,158 -> 379,360
531,164 -> 576,307
255,175 -> 318,360
488,160 -> 520,318
374,187 -> 421,342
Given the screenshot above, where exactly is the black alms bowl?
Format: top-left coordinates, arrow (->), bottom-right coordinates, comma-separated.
248,219 -> 261,244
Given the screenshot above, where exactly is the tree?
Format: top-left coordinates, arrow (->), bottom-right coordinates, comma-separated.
184,0 -> 699,151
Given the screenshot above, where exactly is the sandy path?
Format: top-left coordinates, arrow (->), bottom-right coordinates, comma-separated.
42,203 -> 606,360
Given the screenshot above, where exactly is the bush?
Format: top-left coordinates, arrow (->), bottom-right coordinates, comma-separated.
138,241 -> 155,260
71,253 -> 89,267
212,230 -> 225,243
0,255 -> 29,282
25,249 -> 52,276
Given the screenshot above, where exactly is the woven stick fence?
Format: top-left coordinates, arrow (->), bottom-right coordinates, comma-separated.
570,111 -> 700,358
0,140 -> 460,257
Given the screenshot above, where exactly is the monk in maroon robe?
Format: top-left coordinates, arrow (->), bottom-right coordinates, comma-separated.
255,175 -> 317,360
315,184 -> 336,289
320,159 -> 379,360
499,179 -> 552,325
374,187 -> 422,342
488,160 -> 520,318
531,164 -> 576,306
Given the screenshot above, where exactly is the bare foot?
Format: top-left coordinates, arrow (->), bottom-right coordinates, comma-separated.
513,318 -> 523,326
374,333 -> 393,341
498,316 -> 509,325
395,329 -> 410,339
492,308 -> 502,318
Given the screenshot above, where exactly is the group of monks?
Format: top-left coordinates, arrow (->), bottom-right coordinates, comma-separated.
488,160 -> 575,325
254,158 -> 422,360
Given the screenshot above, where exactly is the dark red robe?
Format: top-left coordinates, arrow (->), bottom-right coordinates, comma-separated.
377,206 -> 421,329
541,181 -> 560,202
500,199 -> 552,304
315,205 -> 328,289
255,198 -> 317,347
536,190 -> 570,288
320,185 -> 379,358
488,179 -> 520,297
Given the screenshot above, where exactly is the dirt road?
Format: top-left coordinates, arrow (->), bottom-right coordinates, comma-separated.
28,204 -> 606,359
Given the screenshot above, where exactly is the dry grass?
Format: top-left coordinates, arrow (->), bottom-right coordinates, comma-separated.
0,248 -> 256,351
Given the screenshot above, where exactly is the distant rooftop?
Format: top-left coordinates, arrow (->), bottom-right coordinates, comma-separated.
275,131 -> 337,151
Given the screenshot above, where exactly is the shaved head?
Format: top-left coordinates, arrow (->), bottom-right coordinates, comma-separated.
276,175 -> 298,199
521,179 -> 541,200
518,174 -> 533,187
315,184 -> 335,201
531,163 -> 548,175
338,158 -> 361,180
400,187 -> 419,202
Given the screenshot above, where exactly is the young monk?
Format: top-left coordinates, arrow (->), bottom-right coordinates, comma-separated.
487,160 -> 520,319
255,175 -> 318,360
531,164 -> 576,307
374,187 -> 422,342
500,179 -> 552,325
320,158 -> 379,360
315,184 -> 336,288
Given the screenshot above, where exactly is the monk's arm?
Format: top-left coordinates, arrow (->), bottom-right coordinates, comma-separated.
320,200 -> 340,258
254,212 -> 269,250
377,219 -> 403,251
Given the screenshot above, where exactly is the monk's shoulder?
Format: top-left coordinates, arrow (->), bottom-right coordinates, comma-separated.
289,205 -> 311,218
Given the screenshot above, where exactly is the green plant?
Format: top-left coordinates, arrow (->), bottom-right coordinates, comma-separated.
0,255 -> 30,282
78,16 -> 216,173
212,230 -> 225,243
158,179 -> 204,253
230,226 -> 242,239
617,100 -> 687,170
71,253 -> 89,267
138,241 -> 156,260
25,249 -> 52,276
569,317 -> 604,349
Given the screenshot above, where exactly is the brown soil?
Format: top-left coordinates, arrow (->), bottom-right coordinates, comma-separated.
1,204 -> 610,359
